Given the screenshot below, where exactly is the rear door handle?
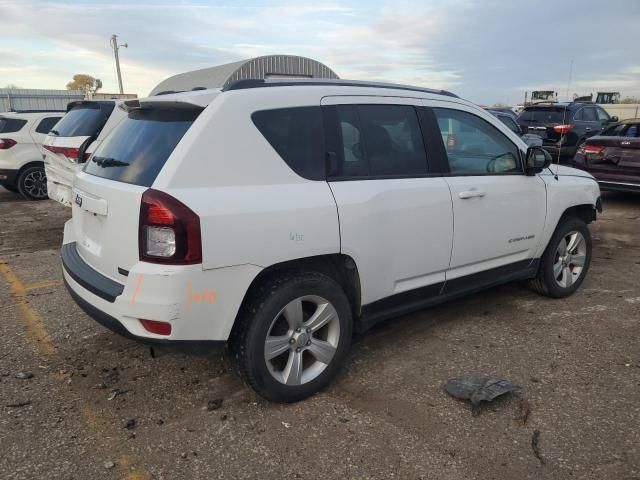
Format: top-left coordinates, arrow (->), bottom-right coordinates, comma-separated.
458,189 -> 486,199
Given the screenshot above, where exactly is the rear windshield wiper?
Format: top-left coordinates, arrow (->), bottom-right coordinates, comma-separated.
92,156 -> 130,168
49,129 -> 60,136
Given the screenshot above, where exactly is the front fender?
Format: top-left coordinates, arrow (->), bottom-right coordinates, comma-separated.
534,173 -> 600,258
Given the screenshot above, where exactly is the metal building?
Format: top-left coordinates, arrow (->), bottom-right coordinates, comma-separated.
0,88 -> 84,113
149,55 -> 339,96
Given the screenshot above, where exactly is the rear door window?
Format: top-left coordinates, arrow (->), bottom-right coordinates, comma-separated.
84,107 -> 201,187
333,104 -> 428,177
252,107 -> 325,180
54,102 -> 114,137
582,107 -> 598,122
35,117 -> 62,134
0,118 -> 27,133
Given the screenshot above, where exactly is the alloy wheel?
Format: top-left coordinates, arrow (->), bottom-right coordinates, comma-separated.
264,295 -> 340,386
553,230 -> 587,288
22,169 -> 48,199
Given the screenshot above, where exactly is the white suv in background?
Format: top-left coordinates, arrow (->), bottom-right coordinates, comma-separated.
43,100 -> 126,206
61,79 -> 601,402
0,111 -> 63,199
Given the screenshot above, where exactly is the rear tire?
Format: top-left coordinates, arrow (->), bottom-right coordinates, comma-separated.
17,165 -> 48,200
530,217 -> 592,298
230,271 -> 353,402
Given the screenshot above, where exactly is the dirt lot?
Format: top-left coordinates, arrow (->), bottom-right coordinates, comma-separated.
1,186 -> 638,480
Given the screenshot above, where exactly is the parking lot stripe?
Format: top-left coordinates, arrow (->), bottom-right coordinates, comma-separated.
0,259 -> 56,355
24,279 -> 63,291
0,258 -> 149,479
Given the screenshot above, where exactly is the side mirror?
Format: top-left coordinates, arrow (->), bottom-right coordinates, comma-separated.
610,116 -> 619,123
525,146 -> 552,175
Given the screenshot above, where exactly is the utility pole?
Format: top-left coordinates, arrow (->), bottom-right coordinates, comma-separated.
110,34 -> 128,94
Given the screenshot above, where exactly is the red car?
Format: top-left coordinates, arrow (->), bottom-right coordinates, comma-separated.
573,119 -> 640,192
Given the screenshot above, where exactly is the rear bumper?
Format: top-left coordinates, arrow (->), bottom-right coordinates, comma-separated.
597,180 -> 640,193
63,275 -> 224,354
61,222 -> 262,344
0,168 -> 19,186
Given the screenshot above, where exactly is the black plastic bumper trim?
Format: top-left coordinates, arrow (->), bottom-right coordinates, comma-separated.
61,242 -> 124,303
63,276 -> 225,354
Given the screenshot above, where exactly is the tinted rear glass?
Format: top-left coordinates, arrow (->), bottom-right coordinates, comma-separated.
54,103 -> 114,137
518,108 -> 568,124
602,123 -> 640,137
0,118 -> 27,133
252,107 -> 324,180
84,107 -> 201,187
35,117 -> 62,134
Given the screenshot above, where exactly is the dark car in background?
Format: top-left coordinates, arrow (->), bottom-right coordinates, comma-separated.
573,119 -> 640,192
486,108 -> 543,147
517,102 -> 618,159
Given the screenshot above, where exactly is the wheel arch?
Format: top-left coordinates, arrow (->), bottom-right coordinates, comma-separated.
233,253 -> 362,334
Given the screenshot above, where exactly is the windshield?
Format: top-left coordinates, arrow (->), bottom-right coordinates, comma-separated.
518,107 -> 568,124
54,103 -> 114,137
84,107 -> 202,187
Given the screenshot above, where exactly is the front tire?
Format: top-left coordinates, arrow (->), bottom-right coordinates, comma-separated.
17,165 -> 48,200
530,217 -> 592,298
230,271 -> 353,402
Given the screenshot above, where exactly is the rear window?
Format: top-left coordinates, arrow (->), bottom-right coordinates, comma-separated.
0,118 -> 27,133
518,108 -> 568,124
54,103 -> 114,137
252,107 -> 324,180
602,123 -> 640,137
84,107 -> 201,187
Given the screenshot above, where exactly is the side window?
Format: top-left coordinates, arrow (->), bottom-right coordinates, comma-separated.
335,104 -> 427,177
252,107 -> 325,180
582,107 -> 598,121
35,117 -> 62,134
0,118 -> 27,133
595,107 -> 610,122
573,109 -> 583,121
433,108 -> 521,175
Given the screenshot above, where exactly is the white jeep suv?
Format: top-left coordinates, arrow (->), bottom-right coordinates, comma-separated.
61,79 -> 601,402
0,111 -> 63,199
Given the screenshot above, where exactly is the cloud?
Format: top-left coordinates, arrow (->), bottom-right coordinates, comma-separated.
1,0 -> 639,103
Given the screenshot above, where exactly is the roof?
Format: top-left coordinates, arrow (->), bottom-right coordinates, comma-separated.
149,55 -> 339,96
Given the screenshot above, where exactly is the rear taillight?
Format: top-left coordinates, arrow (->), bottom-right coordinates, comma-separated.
0,138 -> 17,149
42,144 -> 90,161
584,144 -> 605,155
553,124 -> 575,134
139,189 -> 202,265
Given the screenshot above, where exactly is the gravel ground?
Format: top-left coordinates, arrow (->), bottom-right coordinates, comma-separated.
1,186 -> 638,480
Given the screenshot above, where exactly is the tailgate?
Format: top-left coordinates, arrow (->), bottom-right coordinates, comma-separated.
71,172 -> 146,280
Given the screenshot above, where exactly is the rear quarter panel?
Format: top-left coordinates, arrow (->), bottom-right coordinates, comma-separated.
154,89 -> 341,270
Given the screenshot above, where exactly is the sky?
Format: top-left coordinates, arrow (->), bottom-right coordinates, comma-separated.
1,0 -> 639,105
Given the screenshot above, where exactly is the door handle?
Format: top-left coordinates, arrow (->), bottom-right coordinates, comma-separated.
458,189 -> 486,199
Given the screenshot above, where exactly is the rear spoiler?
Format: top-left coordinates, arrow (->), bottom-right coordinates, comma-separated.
66,100 -> 116,112
119,91 -> 218,113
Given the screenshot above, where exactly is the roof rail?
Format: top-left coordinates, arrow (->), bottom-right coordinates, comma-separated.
222,78 -> 459,98
5,109 -> 66,114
